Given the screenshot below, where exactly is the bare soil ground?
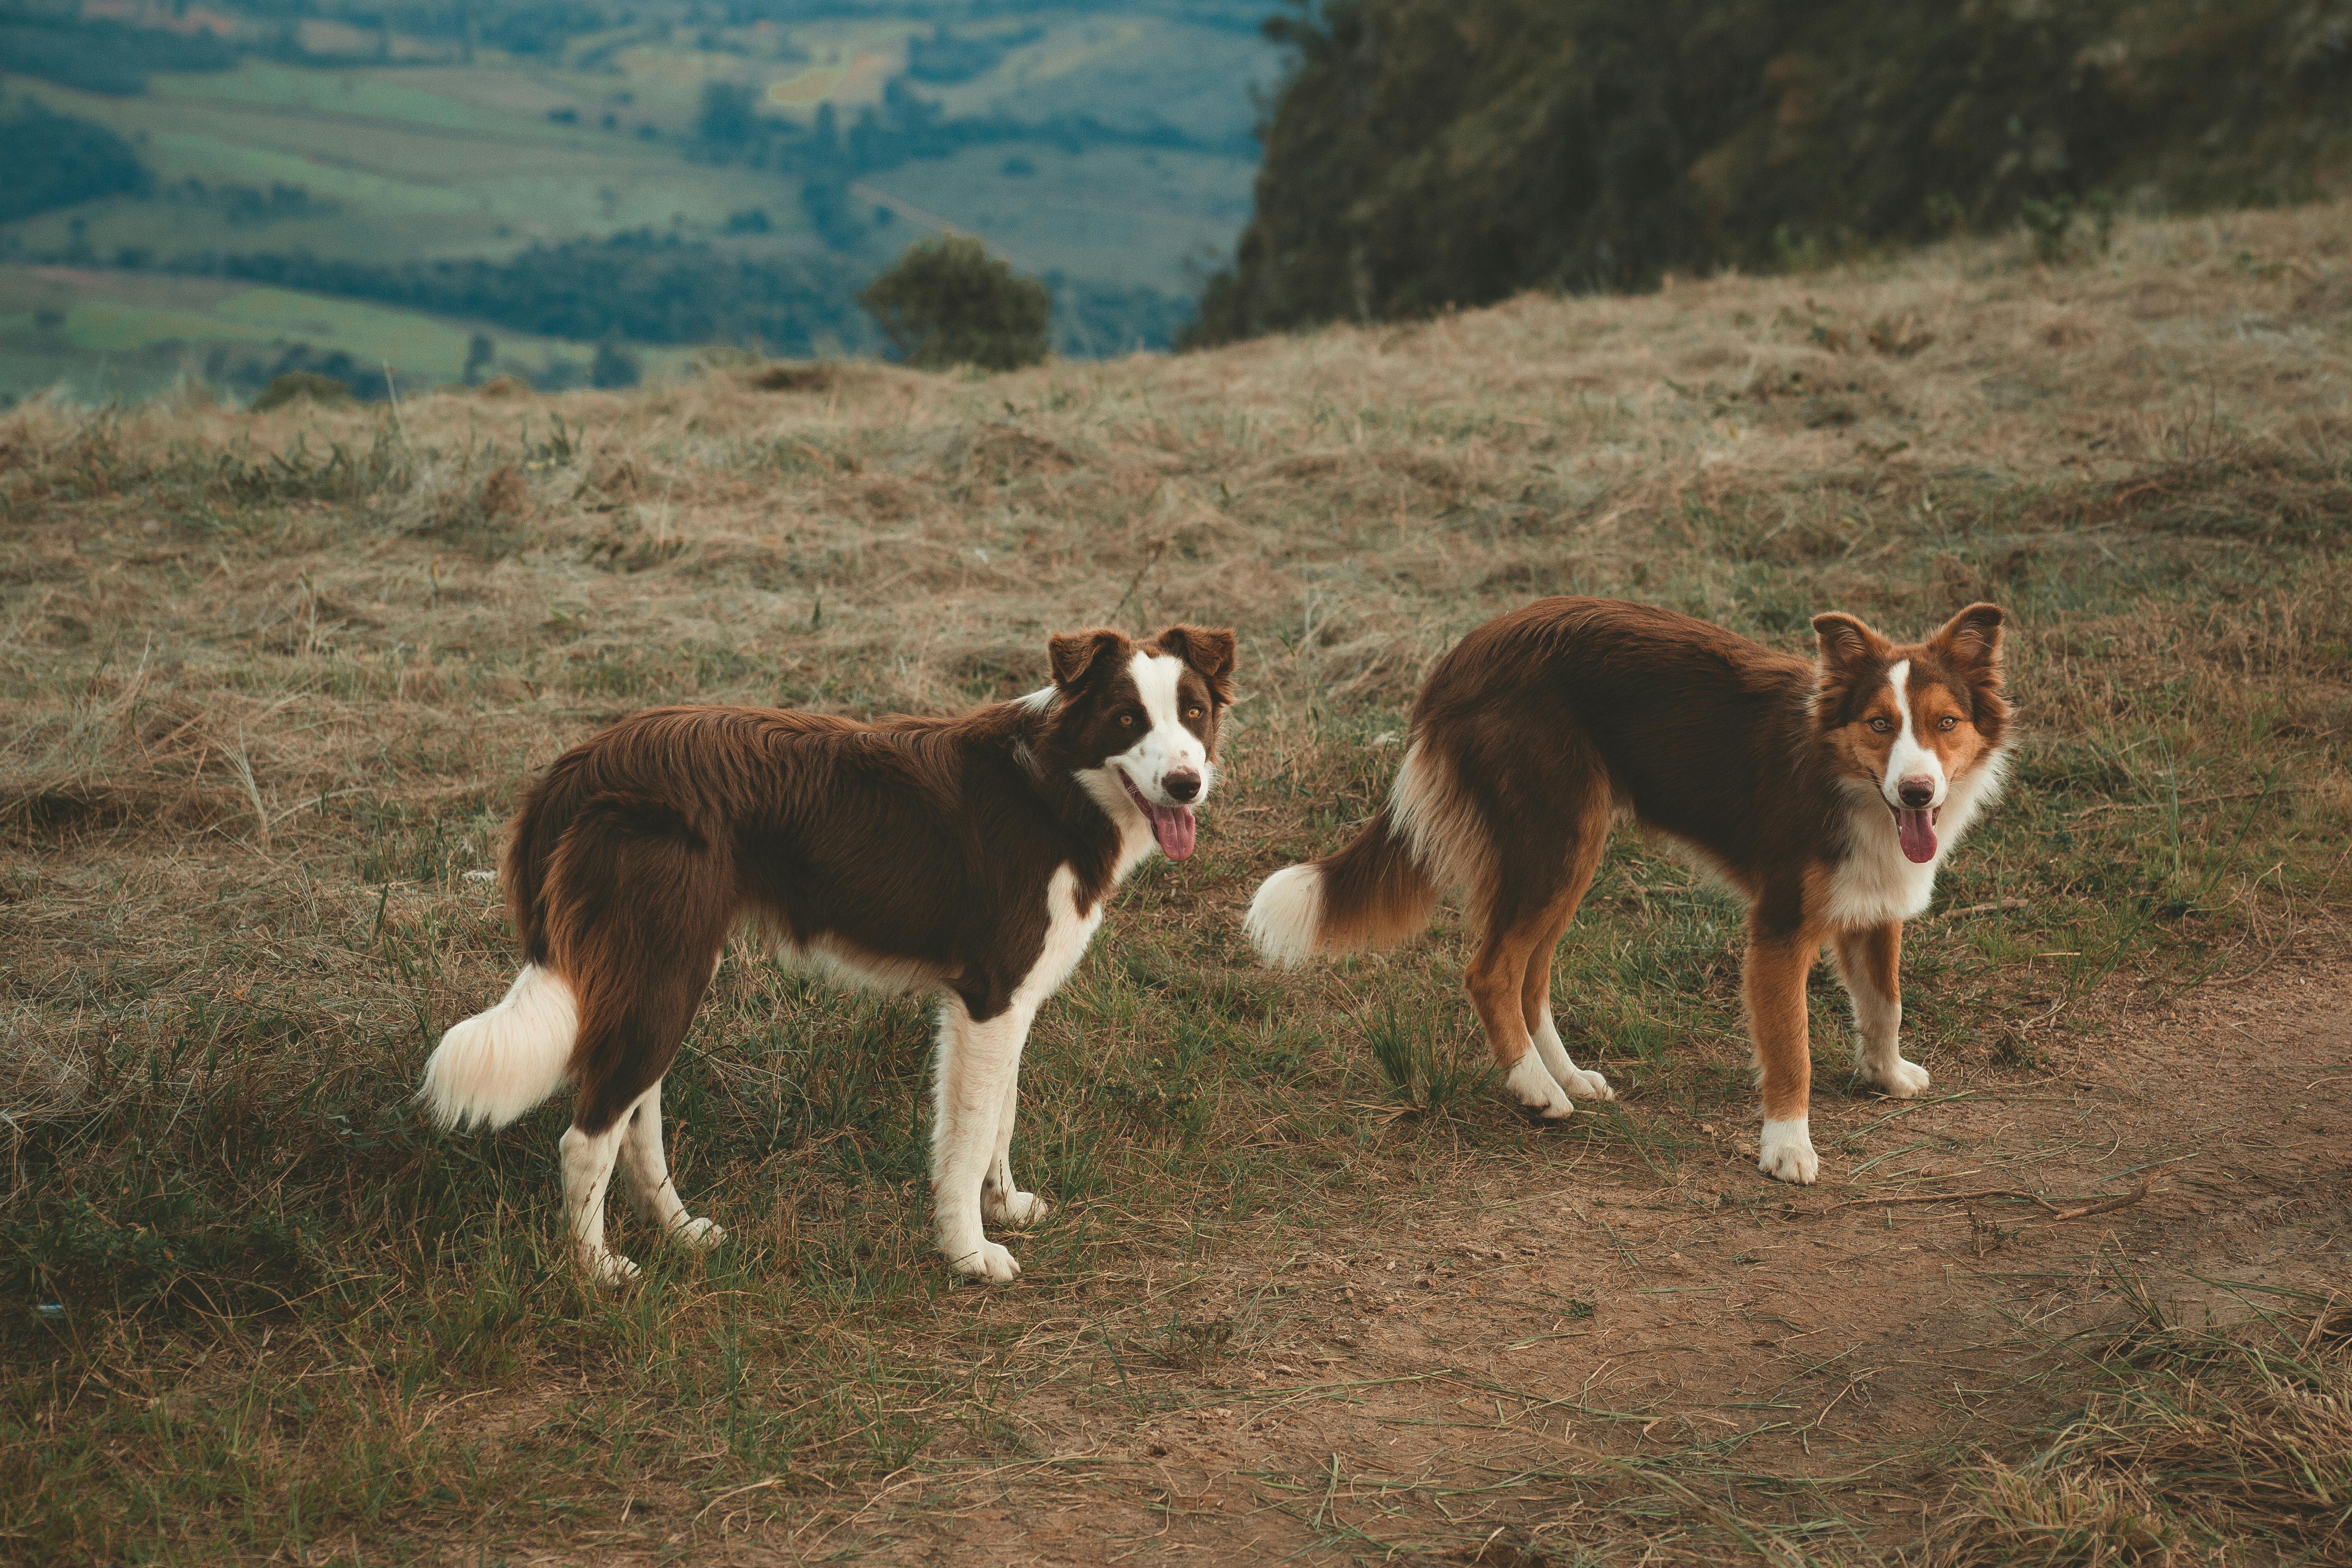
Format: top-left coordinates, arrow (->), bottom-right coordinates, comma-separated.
6,199 -> 2352,1564
825,965 -> 2352,1564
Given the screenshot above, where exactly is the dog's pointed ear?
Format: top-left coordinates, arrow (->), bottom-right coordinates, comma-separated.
1930,602 -> 2006,680
1811,612 -> 1883,675
1154,624 -> 1237,704
1048,628 -> 1129,690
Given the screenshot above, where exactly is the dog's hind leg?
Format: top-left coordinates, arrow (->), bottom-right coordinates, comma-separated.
1466,779 -> 1612,1119
1521,799 -> 1615,1102
565,950 -> 726,1282
560,1120 -> 637,1285
1467,901 -> 1575,1119
1832,922 -> 1928,1098
931,995 -> 1035,1281
547,795 -> 734,1284
617,1078 -> 725,1251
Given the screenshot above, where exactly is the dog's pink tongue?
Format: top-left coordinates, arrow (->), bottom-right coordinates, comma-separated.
1151,803 -> 1197,861
1897,808 -> 1938,864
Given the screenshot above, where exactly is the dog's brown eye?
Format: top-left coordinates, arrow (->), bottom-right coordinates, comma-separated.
1869,717 -> 1893,734
1118,713 -> 1134,726
1938,715 -> 1959,731
1184,706 -> 1203,720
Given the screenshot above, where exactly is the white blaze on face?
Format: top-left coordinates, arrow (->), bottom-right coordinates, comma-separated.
1117,652 -> 1212,802
1880,660 -> 1946,808
1880,659 -> 1947,866
1105,651 -> 1210,862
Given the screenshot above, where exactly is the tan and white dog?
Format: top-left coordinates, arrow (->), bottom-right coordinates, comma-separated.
1246,598 -> 2011,1184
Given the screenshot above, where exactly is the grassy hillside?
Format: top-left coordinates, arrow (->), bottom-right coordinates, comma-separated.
4,200 -> 2350,1561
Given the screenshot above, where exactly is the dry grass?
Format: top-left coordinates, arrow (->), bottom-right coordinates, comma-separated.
3,203 -> 2351,1563
1926,1301 -> 2352,1567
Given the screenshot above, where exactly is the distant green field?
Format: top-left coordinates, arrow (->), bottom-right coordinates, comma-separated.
0,265 -> 667,403
0,2 -> 1275,398
13,69 -> 809,265
156,60 -> 578,138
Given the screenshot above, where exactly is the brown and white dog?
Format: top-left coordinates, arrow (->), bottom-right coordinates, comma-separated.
1244,598 -> 2009,1184
419,625 -> 1236,1283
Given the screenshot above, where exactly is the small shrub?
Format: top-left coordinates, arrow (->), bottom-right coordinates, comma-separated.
858,236 -> 1050,372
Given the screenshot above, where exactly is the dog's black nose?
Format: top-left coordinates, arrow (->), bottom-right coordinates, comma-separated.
1164,768 -> 1201,803
1897,776 -> 1936,808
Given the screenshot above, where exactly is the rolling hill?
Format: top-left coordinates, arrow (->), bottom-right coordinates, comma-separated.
0,0 -> 1278,402
5,193 -> 2349,1561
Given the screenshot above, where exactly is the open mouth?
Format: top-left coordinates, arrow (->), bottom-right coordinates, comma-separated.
1890,803 -> 1942,864
1118,771 -> 1197,860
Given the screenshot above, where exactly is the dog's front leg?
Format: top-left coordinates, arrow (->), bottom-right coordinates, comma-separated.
1746,929 -> 1821,1184
931,994 -> 1031,1281
1833,922 -> 1930,1098
981,1042 -> 1049,1229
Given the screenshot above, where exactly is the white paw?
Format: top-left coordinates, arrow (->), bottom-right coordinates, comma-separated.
947,1238 -> 1022,1282
672,1216 -> 726,1251
1504,1053 -> 1576,1120
984,1190 -> 1050,1228
1757,1118 -> 1819,1185
1867,1057 -> 1932,1098
582,1249 -> 642,1287
1562,1066 -> 1615,1101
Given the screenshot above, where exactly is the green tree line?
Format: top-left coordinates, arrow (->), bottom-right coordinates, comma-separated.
1188,0 -> 2352,345
167,232 -> 883,356
0,9 -> 237,96
0,98 -> 147,224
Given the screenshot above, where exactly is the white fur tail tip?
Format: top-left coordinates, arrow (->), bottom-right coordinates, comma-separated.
417,964 -> 578,1131
1244,863 -> 1326,969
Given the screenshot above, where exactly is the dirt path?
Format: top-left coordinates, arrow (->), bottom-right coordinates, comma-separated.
751,965 -> 2352,1564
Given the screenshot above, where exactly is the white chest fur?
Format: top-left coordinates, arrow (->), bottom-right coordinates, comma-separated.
1824,751 -> 2009,929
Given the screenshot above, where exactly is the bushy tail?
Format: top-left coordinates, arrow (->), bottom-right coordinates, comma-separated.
417,962 -> 579,1130
1245,802 -> 1440,968
420,737 -> 737,1134
417,744 -> 586,1131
